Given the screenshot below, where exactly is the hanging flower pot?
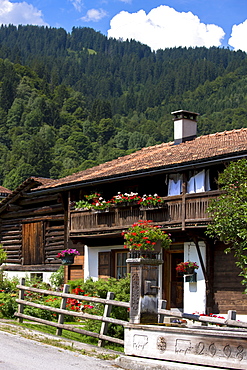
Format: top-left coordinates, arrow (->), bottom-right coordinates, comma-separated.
176,261 -> 199,276
61,255 -> 75,265
56,249 -> 80,265
184,266 -> 196,275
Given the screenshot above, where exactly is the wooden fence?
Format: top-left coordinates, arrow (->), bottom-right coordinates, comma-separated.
14,278 -> 130,347
15,278 -> 247,350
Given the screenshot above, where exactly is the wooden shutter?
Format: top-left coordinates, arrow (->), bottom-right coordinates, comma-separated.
67,254 -> 84,281
98,251 -> 112,279
22,222 -> 44,265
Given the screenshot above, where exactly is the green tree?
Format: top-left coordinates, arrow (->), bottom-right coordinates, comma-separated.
3,161 -> 34,190
206,159 -> 247,291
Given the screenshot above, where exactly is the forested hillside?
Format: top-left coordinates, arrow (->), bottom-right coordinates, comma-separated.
0,25 -> 247,190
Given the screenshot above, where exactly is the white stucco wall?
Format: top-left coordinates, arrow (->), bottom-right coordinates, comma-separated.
2,268 -> 53,285
183,241 -> 206,314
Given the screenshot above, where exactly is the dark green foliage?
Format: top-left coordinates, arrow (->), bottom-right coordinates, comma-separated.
0,25 -> 246,188
207,159 -> 247,291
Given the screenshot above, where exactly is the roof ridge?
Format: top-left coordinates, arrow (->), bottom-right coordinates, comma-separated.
196,127 -> 247,139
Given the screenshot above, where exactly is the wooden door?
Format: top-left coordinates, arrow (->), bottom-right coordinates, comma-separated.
163,249 -> 184,309
22,222 -> 44,265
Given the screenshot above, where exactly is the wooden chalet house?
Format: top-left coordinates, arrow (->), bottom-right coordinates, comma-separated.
0,186 -> 12,200
1,110 -> 247,318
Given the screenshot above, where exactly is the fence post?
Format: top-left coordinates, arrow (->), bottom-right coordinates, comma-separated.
17,278 -> 25,323
98,291 -> 115,347
158,299 -> 167,323
56,284 -> 70,336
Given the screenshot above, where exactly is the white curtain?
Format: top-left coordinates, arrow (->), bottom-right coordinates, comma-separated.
168,174 -> 182,196
187,169 -> 211,194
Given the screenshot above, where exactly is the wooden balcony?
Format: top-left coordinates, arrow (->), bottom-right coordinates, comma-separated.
69,191 -> 219,237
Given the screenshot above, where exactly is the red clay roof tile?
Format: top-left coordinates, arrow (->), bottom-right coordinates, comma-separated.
35,128 -> 247,191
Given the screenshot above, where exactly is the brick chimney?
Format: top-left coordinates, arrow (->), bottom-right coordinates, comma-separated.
171,110 -> 199,144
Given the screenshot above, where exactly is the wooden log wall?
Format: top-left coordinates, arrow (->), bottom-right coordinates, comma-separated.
44,222 -> 65,264
0,220 -> 22,264
0,191 -> 66,268
213,243 -> 247,314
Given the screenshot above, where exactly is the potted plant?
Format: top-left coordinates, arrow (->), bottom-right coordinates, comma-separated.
122,220 -> 171,258
75,199 -> 92,210
138,194 -> 164,209
75,193 -> 111,212
85,192 -> 101,203
111,192 -> 141,206
57,249 -> 80,265
176,261 -> 199,275
91,198 -> 112,212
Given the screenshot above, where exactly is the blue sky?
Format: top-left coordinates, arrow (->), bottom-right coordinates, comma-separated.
3,1 -> 247,52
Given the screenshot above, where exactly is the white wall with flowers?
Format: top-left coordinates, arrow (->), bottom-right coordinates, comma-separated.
183,241 -> 206,314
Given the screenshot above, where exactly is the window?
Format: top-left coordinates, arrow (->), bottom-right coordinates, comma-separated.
30,273 -> 43,282
187,169 -> 211,194
116,251 -> 128,279
167,174 -> 182,196
98,249 -> 129,280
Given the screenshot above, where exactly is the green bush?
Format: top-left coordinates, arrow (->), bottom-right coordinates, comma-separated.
67,276 -> 130,339
0,244 -> 7,265
0,275 -> 19,318
0,274 -> 19,293
49,266 -> 64,288
0,292 -> 17,318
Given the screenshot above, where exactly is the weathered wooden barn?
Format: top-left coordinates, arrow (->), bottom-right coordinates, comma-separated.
1,110 -> 247,317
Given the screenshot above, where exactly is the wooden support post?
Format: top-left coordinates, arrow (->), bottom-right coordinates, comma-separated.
98,291 -> 115,347
17,278 -> 25,323
158,300 -> 167,323
56,284 -> 70,336
181,181 -> 186,230
193,237 -> 209,290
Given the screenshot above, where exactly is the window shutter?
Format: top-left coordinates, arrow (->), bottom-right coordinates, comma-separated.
98,251 -> 112,279
22,222 -> 44,265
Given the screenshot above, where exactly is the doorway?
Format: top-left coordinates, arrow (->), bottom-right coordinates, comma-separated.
163,248 -> 184,309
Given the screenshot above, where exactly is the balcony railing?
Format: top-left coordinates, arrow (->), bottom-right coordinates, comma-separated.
69,191 -> 219,236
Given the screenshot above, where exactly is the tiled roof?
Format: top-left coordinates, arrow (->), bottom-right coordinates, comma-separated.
0,186 -> 12,194
35,128 -> 247,191
0,177 -> 54,208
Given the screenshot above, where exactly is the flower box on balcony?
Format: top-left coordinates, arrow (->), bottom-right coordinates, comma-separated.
139,204 -> 166,211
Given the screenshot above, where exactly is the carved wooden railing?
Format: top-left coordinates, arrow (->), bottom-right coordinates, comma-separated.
69,190 -> 220,235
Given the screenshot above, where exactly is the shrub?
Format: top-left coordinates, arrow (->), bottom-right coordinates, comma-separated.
0,292 -> 17,318
67,276 -> 130,339
49,266 -> 64,288
0,244 -> 7,265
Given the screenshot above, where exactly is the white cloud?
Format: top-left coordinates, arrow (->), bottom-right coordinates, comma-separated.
69,0 -> 84,12
108,5 -> 225,51
0,0 -> 48,26
228,20 -> 247,52
81,8 -> 107,22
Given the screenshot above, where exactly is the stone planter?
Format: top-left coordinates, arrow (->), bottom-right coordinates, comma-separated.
124,323 -> 247,369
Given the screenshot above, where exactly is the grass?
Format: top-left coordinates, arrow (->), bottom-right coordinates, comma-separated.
0,319 -> 124,354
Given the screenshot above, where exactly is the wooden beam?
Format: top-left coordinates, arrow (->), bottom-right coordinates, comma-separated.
2,205 -> 64,219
